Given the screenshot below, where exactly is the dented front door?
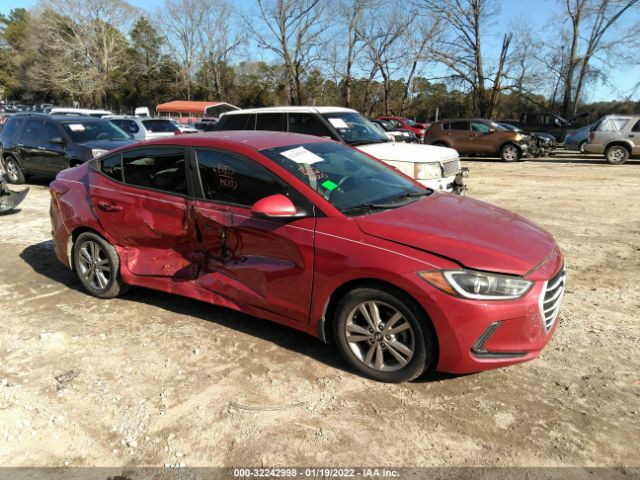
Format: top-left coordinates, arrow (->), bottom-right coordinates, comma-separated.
191,148 -> 315,324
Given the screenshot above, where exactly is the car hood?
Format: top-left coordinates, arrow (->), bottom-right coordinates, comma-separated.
356,142 -> 458,164
79,139 -> 137,150
354,194 -> 556,275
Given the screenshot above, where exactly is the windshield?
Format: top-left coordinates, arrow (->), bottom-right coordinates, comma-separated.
260,141 -> 425,214
62,120 -> 129,143
321,112 -> 389,146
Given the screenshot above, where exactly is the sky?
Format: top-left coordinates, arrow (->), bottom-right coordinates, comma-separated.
1,0 -> 638,102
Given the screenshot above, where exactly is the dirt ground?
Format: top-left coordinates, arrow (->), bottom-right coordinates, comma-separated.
0,151 -> 638,468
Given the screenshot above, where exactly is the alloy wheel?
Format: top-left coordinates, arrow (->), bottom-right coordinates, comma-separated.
77,240 -> 112,291
607,147 -> 626,163
345,301 -> 415,372
6,160 -> 19,183
502,146 -> 518,161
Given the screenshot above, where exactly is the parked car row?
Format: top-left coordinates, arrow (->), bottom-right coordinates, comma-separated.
214,107 -> 467,194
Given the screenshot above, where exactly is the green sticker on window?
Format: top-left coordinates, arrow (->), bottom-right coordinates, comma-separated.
322,180 -> 338,191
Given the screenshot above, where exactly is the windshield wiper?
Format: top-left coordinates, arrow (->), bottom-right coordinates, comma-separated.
341,202 -> 404,215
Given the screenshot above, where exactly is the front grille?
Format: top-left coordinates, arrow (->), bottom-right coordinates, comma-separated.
441,158 -> 460,177
539,265 -> 567,334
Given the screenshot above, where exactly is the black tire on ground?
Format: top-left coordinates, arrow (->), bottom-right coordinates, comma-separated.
605,145 -> 629,165
333,287 -> 436,383
73,232 -> 129,299
4,156 -> 26,184
578,140 -> 587,153
500,144 -> 521,162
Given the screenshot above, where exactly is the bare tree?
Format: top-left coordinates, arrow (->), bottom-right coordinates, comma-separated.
334,0 -> 369,107
423,0 -> 511,118
31,0 -> 137,106
358,1 -> 414,114
247,0 -> 326,105
561,0 -> 640,117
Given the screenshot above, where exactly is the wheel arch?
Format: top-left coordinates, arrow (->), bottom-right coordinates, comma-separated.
605,141 -> 632,153
318,278 -> 439,358
497,141 -> 521,154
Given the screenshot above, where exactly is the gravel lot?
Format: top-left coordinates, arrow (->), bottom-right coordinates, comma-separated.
0,151 -> 638,468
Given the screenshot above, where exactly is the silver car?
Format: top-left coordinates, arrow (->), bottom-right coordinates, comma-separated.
584,115 -> 640,164
105,116 -> 181,141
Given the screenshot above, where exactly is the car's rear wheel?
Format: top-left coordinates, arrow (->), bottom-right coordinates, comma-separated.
500,144 -> 520,162
605,145 -> 629,165
73,232 -> 128,299
333,287 -> 435,382
578,140 -> 587,153
4,156 -> 25,184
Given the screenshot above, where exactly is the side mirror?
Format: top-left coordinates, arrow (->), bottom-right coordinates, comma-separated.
251,194 -> 297,219
49,137 -> 66,145
488,128 -> 496,134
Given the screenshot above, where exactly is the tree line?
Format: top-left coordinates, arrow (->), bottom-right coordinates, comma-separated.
1,0 -> 639,121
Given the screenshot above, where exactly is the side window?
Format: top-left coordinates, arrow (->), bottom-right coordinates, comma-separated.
195,149 -> 285,206
21,119 -> 44,144
113,120 -> 139,134
471,122 -> 490,133
256,113 -> 285,131
288,113 -> 331,136
631,120 -> 640,132
388,119 -> 402,129
218,114 -> 253,130
122,148 -> 187,195
449,121 -> 469,131
43,122 -> 62,143
101,154 -> 123,182
1,117 -> 24,138
142,120 -> 178,133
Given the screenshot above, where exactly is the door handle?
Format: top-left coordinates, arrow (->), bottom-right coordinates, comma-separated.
97,201 -> 123,212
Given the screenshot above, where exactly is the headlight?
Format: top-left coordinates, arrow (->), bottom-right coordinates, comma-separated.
91,149 -> 108,158
414,162 -> 442,180
418,270 -> 533,300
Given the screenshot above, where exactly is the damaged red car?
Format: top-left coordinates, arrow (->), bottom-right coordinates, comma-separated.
50,131 -> 566,382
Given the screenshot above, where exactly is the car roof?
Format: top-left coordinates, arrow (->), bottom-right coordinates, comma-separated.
132,130 -> 333,151
222,106 -> 357,115
7,113 -> 106,122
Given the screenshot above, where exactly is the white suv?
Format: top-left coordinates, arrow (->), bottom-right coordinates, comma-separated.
215,106 -> 466,193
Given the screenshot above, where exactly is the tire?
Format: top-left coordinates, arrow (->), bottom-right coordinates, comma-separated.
333,287 -> 435,383
73,232 -> 129,299
605,145 -> 629,165
500,144 -> 520,162
4,156 -> 25,184
578,140 -> 587,153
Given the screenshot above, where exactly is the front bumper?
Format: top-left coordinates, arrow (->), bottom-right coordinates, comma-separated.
404,258 -> 564,373
419,168 -> 469,195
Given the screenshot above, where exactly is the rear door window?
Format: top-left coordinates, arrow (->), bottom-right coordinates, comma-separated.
218,114 -> 254,130
256,113 -> 286,131
1,117 -> 24,139
112,119 -> 140,134
288,113 -> 332,136
21,119 -> 45,144
449,121 -> 470,131
122,147 -> 187,195
471,122 -> 490,133
43,122 -> 62,144
101,154 -> 123,182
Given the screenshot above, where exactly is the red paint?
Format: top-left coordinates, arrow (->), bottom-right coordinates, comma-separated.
375,116 -> 428,139
50,131 -> 564,374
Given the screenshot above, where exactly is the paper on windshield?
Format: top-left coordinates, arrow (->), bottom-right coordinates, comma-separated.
327,118 -> 349,129
68,124 -> 86,132
280,146 -> 323,164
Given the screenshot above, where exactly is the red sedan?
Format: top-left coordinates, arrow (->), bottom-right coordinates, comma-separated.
49,131 -> 565,382
375,116 -> 429,141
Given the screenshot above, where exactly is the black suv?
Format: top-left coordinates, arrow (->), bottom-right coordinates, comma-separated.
0,114 -> 136,184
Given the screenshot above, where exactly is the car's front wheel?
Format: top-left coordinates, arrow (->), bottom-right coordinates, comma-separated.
500,144 -> 520,162
4,156 -> 25,184
73,232 -> 128,299
605,145 -> 629,165
333,287 -> 435,382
